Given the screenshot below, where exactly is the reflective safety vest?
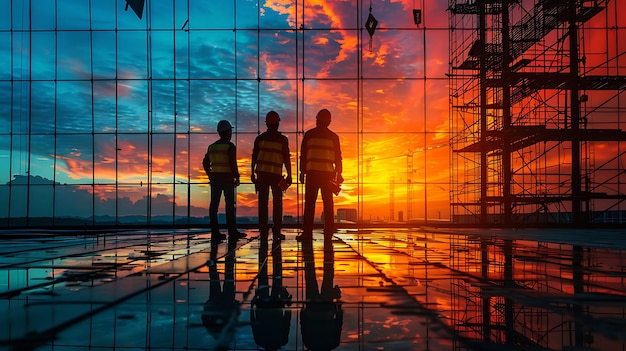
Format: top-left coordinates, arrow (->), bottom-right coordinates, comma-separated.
305,137 -> 335,172
256,140 -> 284,175
208,143 -> 232,173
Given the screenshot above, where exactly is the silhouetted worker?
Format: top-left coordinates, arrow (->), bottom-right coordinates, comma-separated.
250,238 -> 292,350
298,109 -> 343,242
202,239 -> 240,346
203,120 -> 246,241
251,111 -> 292,240
300,240 -> 342,350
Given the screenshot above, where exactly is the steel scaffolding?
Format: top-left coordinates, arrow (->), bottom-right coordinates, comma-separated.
449,0 -> 626,226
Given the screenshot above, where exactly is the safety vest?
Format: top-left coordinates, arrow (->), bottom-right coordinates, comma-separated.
305,137 -> 335,172
208,143 -> 232,173
256,140 -> 283,175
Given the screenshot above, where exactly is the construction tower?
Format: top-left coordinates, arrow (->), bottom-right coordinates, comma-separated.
449,0 -> 626,226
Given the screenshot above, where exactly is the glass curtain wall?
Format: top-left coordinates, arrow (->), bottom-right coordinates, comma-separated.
0,0 -> 451,227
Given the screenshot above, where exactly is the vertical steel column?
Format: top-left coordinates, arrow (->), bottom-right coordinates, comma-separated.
569,0 -> 582,225
423,0 -> 428,225
479,1 -> 488,225
357,0 -> 363,225
502,0 -> 512,226
481,239 -> 491,341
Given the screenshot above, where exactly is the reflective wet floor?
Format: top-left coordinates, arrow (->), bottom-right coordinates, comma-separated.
2,227 -> 626,351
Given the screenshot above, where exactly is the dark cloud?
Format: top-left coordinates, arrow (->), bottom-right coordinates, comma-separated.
1,174 -> 207,221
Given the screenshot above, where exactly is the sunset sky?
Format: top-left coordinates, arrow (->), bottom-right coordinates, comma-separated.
0,0 -> 624,224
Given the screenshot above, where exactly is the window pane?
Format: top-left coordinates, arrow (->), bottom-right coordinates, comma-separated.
0,33 -> 10,80
12,34 -> 29,80
259,2 -> 294,30
9,184 -> 27,219
151,31 -> 174,79
117,31 -> 148,78
189,30 -> 235,79
91,0 -> 116,30
190,183 -> 208,221
56,81 -> 93,133
0,0 -> 9,30
29,184 -> 53,221
236,30 -> 257,80
11,134 -> 29,177
151,184 -> 174,225
303,29 -> 357,79
11,0 -> 28,30
175,31 -> 190,78
189,80 -> 236,132
236,0 -> 257,29
55,183 -> 93,220
57,31 -> 91,80
118,134 -> 148,185
259,30 -> 297,79
57,0 -> 90,30
0,184 -> 8,220
0,135 -> 9,184
174,184 -> 191,222
259,81 -> 298,130
55,134 -> 93,185
152,133 -> 175,184
94,184 -> 116,223
31,32 -> 56,80
152,80 -> 175,132
236,80 -> 259,133
118,3 -> 146,30
149,0 -> 173,30
92,31 -> 116,79
30,135 -> 55,181
362,79 -> 425,132
190,0 -> 233,30
118,184 -> 147,225
303,80 -> 357,134
0,81 -> 10,133
175,80 -> 190,132
190,133 -> 213,183
31,81 -> 56,133
237,134 -> 254,184
237,183 -> 255,218
93,80 -> 117,133
118,80 -> 148,132
94,134 -> 116,184
175,133 -> 190,183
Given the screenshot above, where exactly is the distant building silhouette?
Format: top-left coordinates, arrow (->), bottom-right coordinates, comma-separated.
336,209 -> 357,222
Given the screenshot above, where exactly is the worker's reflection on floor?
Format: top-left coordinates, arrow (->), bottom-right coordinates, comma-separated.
202,239 -> 240,347
251,239 -> 292,350
300,240 -> 342,351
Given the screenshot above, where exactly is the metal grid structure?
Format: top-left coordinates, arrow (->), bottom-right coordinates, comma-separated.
449,0 -> 626,226
0,0 -> 448,227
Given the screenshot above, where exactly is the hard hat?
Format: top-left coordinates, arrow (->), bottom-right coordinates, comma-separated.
217,120 -> 233,132
316,109 -> 331,123
265,111 -> 280,124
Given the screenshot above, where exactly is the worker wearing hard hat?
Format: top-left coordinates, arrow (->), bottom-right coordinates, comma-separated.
203,120 -> 246,241
251,111 -> 293,240
298,109 -> 343,242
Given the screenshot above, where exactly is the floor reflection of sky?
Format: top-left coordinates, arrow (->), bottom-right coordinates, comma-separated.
1,227 -> 626,350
